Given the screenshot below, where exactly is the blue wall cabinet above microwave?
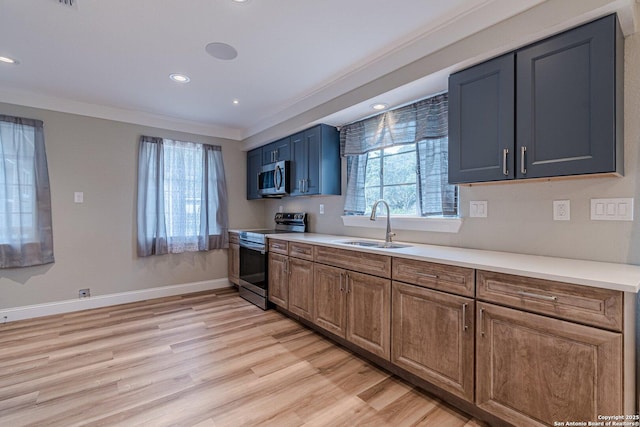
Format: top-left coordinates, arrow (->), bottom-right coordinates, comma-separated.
262,137 -> 291,165
448,14 -> 623,184
290,124 -> 340,196
246,124 -> 341,200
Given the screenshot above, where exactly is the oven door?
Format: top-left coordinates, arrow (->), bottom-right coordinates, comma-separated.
239,242 -> 268,298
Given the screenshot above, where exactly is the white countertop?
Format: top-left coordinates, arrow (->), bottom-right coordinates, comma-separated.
266,233 -> 640,293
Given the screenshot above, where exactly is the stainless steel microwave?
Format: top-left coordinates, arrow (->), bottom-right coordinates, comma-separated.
258,160 -> 290,197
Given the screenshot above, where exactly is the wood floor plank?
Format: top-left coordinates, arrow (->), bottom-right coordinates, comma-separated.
0,289 -> 485,426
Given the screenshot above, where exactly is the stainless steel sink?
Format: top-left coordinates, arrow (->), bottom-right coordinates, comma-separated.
335,239 -> 411,249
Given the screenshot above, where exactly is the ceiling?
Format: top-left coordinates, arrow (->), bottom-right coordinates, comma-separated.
0,0 -> 636,143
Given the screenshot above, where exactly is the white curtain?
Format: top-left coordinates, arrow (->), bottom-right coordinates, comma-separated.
137,136 -> 229,256
0,115 -> 54,268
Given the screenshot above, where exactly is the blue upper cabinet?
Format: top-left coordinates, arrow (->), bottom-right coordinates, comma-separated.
448,14 -> 623,185
262,137 -> 291,165
246,148 -> 263,200
290,124 -> 340,196
448,54 -> 515,184
246,124 -> 341,200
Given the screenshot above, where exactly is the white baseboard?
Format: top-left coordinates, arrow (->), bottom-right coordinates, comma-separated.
0,278 -> 233,323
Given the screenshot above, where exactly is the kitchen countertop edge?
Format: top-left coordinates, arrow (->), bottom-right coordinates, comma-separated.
265,233 -> 640,293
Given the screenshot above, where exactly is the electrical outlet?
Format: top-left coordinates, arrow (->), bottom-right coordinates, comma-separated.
79,288 -> 90,298
74,192 -> 84,203
553,200 -> 570,221
319,204 -> 325,215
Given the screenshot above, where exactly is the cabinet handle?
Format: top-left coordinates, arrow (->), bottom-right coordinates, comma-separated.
502,148 -> 509,176
462,303 -> 468,332
339,272 -> 345,292
521,146 -> 527,175
304,178 -> 308,193
298,179 -> 302,192
416,272 -> 438,280
346,272 -> 351,293
517,291 -> 558,302
272,244 -> 281,249
288,259 -> 291,276
284,258 -> 288,274
480,308 -> 485,337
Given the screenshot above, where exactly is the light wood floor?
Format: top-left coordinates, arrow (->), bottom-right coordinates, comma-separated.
0,288 -> 488,427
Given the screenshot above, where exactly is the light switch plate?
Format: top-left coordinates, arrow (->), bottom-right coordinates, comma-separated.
319,204 -> 325,215
591,198 -> 634,221
74,192 -> 84,203
469,201 -> 487,218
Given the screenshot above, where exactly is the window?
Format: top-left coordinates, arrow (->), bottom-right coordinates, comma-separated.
136,136 -> 229,256
0,115 -> 54,268
365,144 -> 418,215
341,94 -> 457,217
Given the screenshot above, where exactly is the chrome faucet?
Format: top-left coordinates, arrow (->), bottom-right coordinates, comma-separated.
370,200 -> 396,247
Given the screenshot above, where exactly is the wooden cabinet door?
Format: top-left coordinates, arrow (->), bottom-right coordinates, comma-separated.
228,242 -> 240,285
391,282 -> 474,401
476,302 -> 623,426
346,271 -> 391,360
268,253 -> 288,308
313,264 -> 346,337
517,14 -> 622,179
448,53 -> 515,184
288,258 -> 314,321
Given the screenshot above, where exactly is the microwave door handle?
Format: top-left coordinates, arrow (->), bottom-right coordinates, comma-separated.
274,165 -> 282,190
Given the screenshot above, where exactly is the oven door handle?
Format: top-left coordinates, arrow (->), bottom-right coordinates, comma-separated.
239,241 -> 266,254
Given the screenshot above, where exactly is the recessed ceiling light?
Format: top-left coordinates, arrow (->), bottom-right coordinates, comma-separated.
169,73 -> 190,83
371,103 -> 388,111
233,99 -> 240,105
0,56 -> 17,64
205,42 -> 238,61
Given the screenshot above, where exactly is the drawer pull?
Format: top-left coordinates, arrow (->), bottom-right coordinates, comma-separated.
502,148 -> 509,176
480,308 -> 485,337
293,248 -> 308,254
339,272 -> 345,292
416,272 -> 439,279
462,303 -> 468,332
271,244 -> 282,249
346,272 -> 351,293
517,291 -> 558,302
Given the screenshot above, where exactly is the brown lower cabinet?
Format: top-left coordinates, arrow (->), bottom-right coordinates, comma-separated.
268,252 -> 288,307
288,257 -> 314,321
313,263 -> 391,360
391,281 -> 474,402
476,301 -> 623,426
263,242 -> 627,427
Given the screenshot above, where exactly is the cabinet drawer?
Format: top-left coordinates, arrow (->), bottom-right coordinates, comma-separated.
314,246 -> 391,278
477,270 -> 623,331
268,239 -> 289,255
228,232 -> 239,244
392,258 -> 474,297
289,242 -> 313,260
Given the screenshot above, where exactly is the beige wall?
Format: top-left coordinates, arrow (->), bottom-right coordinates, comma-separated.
261,30 -> 640,266
0,103 -> 264,309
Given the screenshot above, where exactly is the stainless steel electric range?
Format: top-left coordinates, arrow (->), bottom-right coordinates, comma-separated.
238,212 -> 307,309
